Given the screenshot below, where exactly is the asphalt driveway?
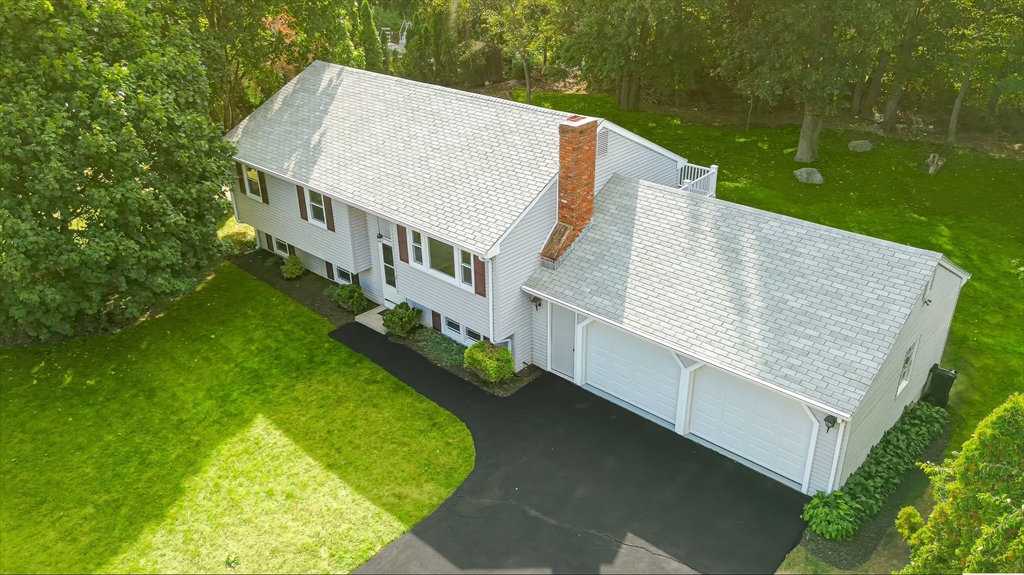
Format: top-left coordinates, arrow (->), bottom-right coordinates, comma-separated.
330,323 -> 808,574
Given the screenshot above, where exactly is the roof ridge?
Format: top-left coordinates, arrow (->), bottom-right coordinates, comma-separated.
614,174 -> 943,261
313,61 -> 581,120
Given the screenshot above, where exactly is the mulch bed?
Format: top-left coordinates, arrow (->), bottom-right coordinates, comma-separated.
230,251 -> 354,327
800,420 -> 951,570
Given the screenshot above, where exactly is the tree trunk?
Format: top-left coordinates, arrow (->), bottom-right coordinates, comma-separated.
986,79 -> 1003,118
850,78 -> 865,117
523,54 -> 531,105
618,69 -> 640,111
858,51 -> 890,120
881,86 -> 903,134
947,47 -> 977,144
794,104 -> 824,163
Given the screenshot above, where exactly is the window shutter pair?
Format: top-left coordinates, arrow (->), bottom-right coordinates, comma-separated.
234,162 -> 268,204
296,185 -> 335,232
396,225 -> 409,263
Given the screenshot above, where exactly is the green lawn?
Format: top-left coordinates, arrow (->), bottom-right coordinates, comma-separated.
0,263 -> 475,574
512,90 -> 1023,573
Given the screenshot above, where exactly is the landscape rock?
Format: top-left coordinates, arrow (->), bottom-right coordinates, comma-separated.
794,167 -> 824,184
848,140 -> 874,152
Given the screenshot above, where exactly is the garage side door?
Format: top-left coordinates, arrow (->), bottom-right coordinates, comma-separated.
585,322 -> 681,423
690,367 -> 813,483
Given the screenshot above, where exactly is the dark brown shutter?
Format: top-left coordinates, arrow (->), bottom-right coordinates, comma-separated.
352,273 -> 360,286
264,232 -> 273,249
324,196 -> 335,232
288,244 -> 296,256
257,171 -> 269,204
396,225 -> 409,263
325,261 -> 335,280
235,162 -> 246,197
296,186 -> 308,221
473,255 -> 487,297
431,311 -> 442,331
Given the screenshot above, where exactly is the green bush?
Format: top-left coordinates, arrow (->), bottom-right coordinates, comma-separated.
326,284 -> 371,314
464,340 -> 514,385
411,329 -> 466,369
898,393 -> 1024,574
280,255 -> 306,279
382,302 -> 422,337
802,401 -> 948,540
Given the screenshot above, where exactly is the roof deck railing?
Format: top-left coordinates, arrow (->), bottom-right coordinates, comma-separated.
678,163 -> 718,197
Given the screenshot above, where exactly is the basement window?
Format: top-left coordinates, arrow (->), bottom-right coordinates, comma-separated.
335,266 -> 353,284
274,238 -> 289,255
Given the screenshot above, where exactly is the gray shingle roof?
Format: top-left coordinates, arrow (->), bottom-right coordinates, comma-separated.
226,61 -> 570,254
525,175 -> 943,415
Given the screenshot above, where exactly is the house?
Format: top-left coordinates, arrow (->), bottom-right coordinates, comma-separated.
226,61 -> 970,495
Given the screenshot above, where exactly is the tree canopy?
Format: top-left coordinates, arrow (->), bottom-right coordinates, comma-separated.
897,393 -> 1024,574
0,0 -> 234,341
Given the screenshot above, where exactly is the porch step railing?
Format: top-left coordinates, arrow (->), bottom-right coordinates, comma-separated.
678,163 -> 719,197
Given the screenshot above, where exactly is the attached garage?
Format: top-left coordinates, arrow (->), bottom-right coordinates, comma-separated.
574,314 -> 818,491
688,368 -> 815,485
585,321 -> 681,424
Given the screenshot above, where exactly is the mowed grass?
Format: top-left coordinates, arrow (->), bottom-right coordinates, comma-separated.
0,263 -> 475,574
515,89 -> 1024,455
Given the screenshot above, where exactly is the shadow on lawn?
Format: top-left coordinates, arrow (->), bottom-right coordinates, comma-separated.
0,264 -> 472,573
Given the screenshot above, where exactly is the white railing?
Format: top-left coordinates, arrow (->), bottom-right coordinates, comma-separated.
678,163 -> 719,197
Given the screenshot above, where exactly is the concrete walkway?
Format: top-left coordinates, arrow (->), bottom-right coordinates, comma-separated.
329,323 -> 809,574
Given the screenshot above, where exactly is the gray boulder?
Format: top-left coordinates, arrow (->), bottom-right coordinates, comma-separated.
848,140 -> 874,152
794,167 -> 824,184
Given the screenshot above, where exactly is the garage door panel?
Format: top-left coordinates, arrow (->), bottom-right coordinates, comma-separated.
690,367 -> 813,484
585,323 -> 681,424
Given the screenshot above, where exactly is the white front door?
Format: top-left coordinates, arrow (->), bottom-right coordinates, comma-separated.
584,322 -> 681,424
379,237 -> 400,307
689,367 -> 813,483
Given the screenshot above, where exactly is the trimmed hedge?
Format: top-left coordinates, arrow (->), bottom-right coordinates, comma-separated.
382,302 -> 422,337
802,401 -> 948,540
281,255 -> 306,279
464,340 -> 514,385
325,284 -> 371,314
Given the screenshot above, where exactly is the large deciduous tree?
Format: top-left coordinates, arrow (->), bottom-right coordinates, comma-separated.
0,0 -> 235,341
719,0 -> 891,162
482,0 -> 553,105
897,393 -> 1023,574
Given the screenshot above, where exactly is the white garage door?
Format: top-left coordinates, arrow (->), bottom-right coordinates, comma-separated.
689,368 -> 813,483
585,322 -> 681,423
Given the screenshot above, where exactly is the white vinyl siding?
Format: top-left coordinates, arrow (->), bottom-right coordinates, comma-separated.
349,205 -> 373,273
532,300 -> 548,369
492,179 -> 558,370
593,128 -> 679,192
807,406 -> 840,494
359,214 -> 385,305
838,264 -> 965,485
395,256 -> 489,336
233,171 -> 357,272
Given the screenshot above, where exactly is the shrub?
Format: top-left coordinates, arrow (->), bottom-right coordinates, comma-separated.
280,255 -> 306,279
899,393 -> 1024,574
326,284 -> 371,314
412,329 -> 466,368
464,340 -> 514,385
801,491 -> 859,541
803,401 -> 948,540
382,302 -> 422,337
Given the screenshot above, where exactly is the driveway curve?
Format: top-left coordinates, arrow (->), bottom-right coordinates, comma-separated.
330,323 -> 808,574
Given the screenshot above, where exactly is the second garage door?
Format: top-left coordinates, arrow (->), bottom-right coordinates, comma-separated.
585,322 -> 681,423
689,367 -> 814,483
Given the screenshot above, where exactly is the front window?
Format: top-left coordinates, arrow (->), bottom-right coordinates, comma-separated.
445,317 -> 461,337
411,231 -> 423,264
274,238 -> 289,255
460,250 -> 473,286
308,190 -> 326,224
428,237 -> 456,278
335,266 -> 352,284
245,167 -> 262,199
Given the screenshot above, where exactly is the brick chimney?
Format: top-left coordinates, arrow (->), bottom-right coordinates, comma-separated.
540,115 -> 599,266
